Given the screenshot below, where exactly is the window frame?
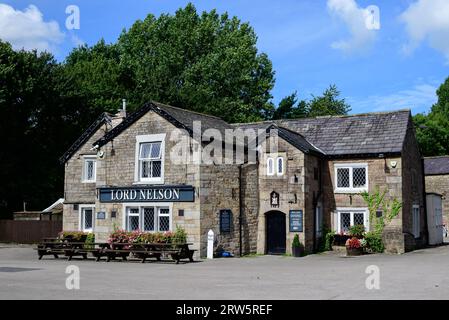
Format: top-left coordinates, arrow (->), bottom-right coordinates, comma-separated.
267,157 -> 274,176
334,163 -> 368,193
79,205 -> 95,232
315,203 -> 323,237
413,205 -> 420,238
82,156 -> 97,183
276,156 -> 284,176
336,208 -> 369,234
123,203 -> 172,232
134,134 -> 166,184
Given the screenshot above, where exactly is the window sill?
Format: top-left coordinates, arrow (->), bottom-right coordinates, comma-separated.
82,180 -> 96,184
334,188 -> 368,194
133,180 -> 164,185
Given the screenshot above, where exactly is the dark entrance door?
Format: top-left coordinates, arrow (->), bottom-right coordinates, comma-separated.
266,211 -> 286,254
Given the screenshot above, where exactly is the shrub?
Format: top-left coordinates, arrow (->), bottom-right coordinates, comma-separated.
173,225 -> 187,244
58,231 -> 88,241
349,224 -> 365,238
324,231 -> 335,251
345,237 -> 361,249
364,232 -> 384,253
85,233 -> 95,249
292,234 -> 300,248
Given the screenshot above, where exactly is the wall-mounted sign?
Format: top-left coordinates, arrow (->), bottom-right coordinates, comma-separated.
219,210 -> 232,233
289,210 -> 303,232
98,185 -> 195,203
270,191 -> 280,208
97,211 -> 106,220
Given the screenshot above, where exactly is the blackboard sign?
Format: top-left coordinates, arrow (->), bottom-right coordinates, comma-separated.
220,210 -> 232,233
289,210 -> 303,232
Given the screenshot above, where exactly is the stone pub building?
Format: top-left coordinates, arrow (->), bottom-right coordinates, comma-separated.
61,102 -> 426,257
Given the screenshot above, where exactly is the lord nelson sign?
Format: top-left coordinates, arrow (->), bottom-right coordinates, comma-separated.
98,185 -> 195,203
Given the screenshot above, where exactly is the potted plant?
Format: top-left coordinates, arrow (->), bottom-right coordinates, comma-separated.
345,237 -> 363,256
292,234 -> 304,257
349,224 -> 365,239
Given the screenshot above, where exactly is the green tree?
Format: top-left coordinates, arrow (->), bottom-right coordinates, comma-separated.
116,3 -> 275,123
272,85 -> 350,120
0,41 -> 80,218
414,77 -> 449,156
307,84 -> 351,117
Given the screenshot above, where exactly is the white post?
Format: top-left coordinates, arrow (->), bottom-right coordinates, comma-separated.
207,229 -> 214,259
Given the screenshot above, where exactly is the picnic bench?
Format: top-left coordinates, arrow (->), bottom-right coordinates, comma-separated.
35,238 -> 90,261
35,238 -> 196,264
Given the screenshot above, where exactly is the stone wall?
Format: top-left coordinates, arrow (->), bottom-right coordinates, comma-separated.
255,135 -> 319,254
324,157 -> 403,235
401,119 -> 426,252
425,174 -> 449,228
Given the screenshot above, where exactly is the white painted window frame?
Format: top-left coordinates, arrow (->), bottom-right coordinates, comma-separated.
82,155 -> 97,183
334,163 -> 368,193
413,205 -> 420,238
134,134 -> 166,184
122,203 -> 173,232
78,205 -> 95,232
315,203 -> 323,237
267,157 -> 274,176
276,156 -> 284,176
336,208 -> 369,233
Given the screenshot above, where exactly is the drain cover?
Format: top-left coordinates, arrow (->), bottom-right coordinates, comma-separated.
0,267 -> 41,273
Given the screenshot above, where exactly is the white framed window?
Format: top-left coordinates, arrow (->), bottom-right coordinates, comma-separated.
79,205 -> 95,232
336,208 -> 369,234
134,134 -> 165,184
413,205 -> 420,238
267,157 -> 274,176
82,156 -> 96,183
315,203 -> 323,237
124,205 -> 171,232
334,163 -> 368,193
276,157 -> 284,176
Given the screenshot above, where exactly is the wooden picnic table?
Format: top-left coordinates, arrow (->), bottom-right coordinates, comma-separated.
105,242 -> 195,264
35,238 -> 196,264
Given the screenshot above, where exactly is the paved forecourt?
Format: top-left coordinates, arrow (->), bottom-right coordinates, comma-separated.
1,244 -> 449,299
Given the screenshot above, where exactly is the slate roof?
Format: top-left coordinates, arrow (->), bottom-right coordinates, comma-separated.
94,101 -> 232,148
62,102 -> 412,163
424,156 -> 449,175
277,110 -> 411,157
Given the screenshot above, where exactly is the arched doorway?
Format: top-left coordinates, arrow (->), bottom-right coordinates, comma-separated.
266,211 -> 286,254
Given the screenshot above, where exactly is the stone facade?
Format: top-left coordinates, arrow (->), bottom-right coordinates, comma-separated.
62,104 -> 426,257
425,175 -> 449,228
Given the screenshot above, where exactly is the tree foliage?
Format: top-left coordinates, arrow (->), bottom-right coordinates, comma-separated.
271,85 -> 351,120
414,77 -> 449,156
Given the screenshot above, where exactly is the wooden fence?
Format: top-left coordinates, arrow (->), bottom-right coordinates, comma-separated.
0,220 -> 62,243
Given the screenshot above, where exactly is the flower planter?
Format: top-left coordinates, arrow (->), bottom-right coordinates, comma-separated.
346,247 -> 363,256
292,246 -> 303,257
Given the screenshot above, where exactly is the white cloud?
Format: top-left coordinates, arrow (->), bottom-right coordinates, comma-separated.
327,0 -> 378,53
400,0 -> 449,62
349,84 -> 438,114
0,4 -> 64,52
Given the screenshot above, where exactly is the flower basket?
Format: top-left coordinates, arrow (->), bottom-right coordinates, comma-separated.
345,237 -> 364,256
346,246 -> 363,256
292,246 -> 304,257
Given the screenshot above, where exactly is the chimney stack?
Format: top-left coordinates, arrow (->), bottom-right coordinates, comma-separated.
121,99 -> 127,118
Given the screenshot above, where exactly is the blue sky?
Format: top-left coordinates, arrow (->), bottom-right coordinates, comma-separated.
1,0 -> 449,115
